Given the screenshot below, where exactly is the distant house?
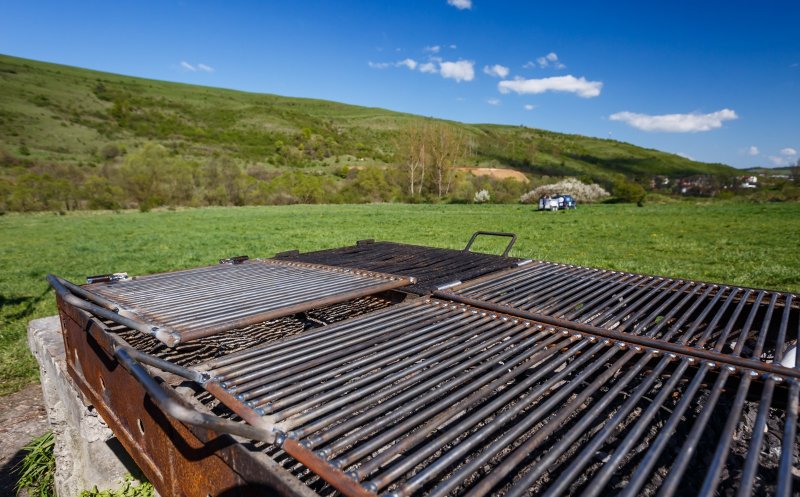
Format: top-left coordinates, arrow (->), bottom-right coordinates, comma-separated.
676,175 -> 719,196
739,175 -> 758,189
649,175 -> 670,189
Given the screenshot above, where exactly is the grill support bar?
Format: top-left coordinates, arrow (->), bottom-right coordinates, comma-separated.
434,291 -> 800,379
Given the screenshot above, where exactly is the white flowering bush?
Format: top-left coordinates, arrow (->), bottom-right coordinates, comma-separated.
520,177 -> 609,204
473,189 -> 491,203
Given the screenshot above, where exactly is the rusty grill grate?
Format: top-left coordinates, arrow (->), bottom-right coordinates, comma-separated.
113,295 -> 396,367
195,298 -> 800,497
444,261 -> 800,365
50,241 -> 800,497
274,241 -> 522,294
80,259 -> 414,345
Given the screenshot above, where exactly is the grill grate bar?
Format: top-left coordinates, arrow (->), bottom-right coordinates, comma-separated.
80,259 -> 414,345
449,261 -> 800,371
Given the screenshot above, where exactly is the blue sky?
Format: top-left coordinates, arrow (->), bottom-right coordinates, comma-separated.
2,0 -> 798,168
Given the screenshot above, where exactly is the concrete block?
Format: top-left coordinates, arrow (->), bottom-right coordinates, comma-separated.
28,316 -> 146,497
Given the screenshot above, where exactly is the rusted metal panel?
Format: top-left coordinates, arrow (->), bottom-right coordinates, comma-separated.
58,303 -> 312,497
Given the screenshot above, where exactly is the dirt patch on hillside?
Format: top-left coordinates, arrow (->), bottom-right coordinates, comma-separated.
456,167 -> 529,182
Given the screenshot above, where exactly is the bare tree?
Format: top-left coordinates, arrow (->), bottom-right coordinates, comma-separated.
399,122 -> 430,197
429,124 -> 467,198
791,158 -> 800,182
399,122 -> 469,198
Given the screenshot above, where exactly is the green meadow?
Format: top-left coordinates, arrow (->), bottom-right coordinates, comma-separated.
2,202 -> 799,395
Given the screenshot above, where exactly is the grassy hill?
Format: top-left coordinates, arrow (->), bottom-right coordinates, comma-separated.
0,54 -> 737,210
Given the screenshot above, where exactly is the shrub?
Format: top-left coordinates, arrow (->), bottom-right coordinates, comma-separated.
473,189 -> 490,203
613,179 -> 646,203
520,177 -> 609,204
100,144 -> 121,160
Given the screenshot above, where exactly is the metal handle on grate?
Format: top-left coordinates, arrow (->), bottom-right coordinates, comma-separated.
464,231 -> 517,257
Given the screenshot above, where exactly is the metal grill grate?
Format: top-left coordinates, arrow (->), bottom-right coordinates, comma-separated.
445,261 -> 800,366
112,295 -> 395,367
274,241 -> 522,294
195,299 -> 800,497
81,259 -> 414,345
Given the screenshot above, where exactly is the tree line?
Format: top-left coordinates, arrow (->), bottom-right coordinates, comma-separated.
0,134 -> 530,212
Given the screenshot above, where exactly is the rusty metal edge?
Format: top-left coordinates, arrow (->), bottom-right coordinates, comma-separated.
59,305 -> 317,497
283,439 -> 375,497
177,277 -> 416,343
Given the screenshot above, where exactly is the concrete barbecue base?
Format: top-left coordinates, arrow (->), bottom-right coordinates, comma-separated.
27,316 -> 152,497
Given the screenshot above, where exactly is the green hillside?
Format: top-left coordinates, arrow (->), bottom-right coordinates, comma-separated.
0,54 -> 736,210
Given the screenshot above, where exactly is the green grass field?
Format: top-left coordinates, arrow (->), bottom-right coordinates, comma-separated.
2,202 -> 799,395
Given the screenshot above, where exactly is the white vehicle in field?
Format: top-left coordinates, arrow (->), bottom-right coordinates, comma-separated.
538,195 -> 560,211
538,194 -> 577,211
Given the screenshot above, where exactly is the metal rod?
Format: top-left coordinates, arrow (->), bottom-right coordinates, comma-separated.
490,351 -> 668,497
655,368 -> 733,497
619,362 -> 712,497
435,349 -> 641,497
372,340 -> 608,494
776,380 -> 799,497
304,324 -> 548,452
736,377 -> 775,497
434,292 -> 800,379
578,360 -> 692,497
327,333 -> 570,470
698,375 -> 752,497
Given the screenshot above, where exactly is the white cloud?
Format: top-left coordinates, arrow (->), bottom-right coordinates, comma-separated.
676,152 -> 695,160
439,60 -> 475,82
419,62 -> 438,74
180,61 -> 196,72
483,64 -> 510,78
769,156 -> 789,166
371,57 -> 473,82
780,147 -> 797,156
747,146 -> 759,156
487,98 -> 501,106
523,104 -> 536,111
609,109 -> 738,132
397,58 -> 418,70
449,44 -> 458,49
424,45 -> 441,53
498,75 -> 602,98
447,0 -> 472,10
197,63 -> 214,73
369,59 -> 418,70
527,52 -> 565,69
